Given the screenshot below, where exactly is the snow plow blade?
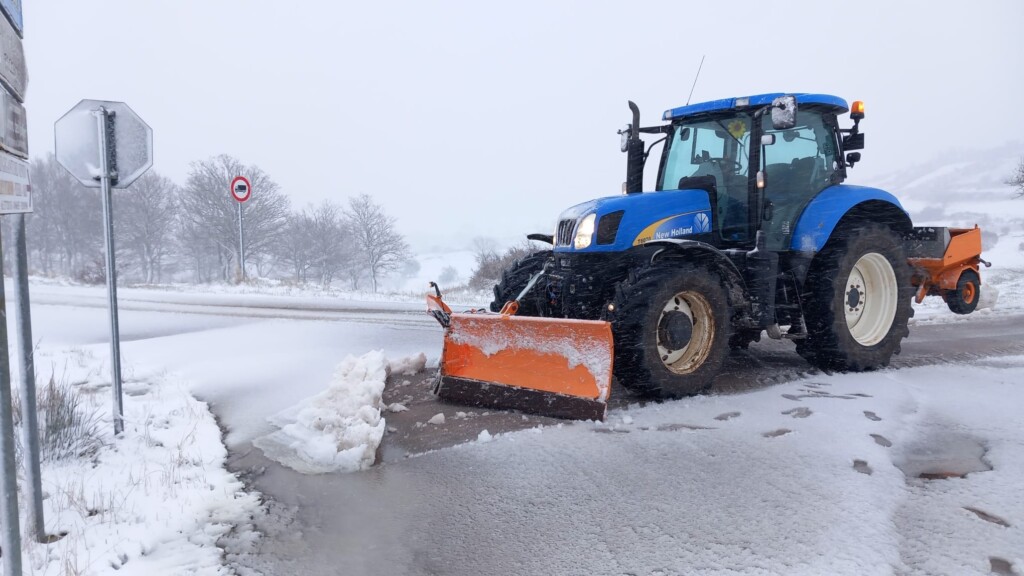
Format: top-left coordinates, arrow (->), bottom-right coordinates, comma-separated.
428,294 -> 613,421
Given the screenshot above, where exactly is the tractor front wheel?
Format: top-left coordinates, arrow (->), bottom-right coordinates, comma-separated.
610,263 -> 731,398
489,251 -> 552,316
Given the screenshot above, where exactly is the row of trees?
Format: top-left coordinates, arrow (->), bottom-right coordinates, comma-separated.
6,154 -> 410,291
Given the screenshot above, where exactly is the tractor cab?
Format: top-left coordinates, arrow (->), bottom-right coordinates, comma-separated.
640,94 -> 858,250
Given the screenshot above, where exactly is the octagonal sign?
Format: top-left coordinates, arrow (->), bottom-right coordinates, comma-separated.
55,99 -> 153,189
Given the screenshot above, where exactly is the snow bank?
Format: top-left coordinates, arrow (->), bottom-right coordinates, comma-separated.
253,351 -> 395,474
22,348 -> 261,576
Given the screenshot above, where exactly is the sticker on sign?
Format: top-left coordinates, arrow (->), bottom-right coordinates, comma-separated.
0,149 -> 30,213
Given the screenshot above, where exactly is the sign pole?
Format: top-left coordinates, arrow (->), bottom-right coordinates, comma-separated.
237,201 -> 245,281
12,213 -> 45,542
96,107 -> 124,435
0,226 -> 24,575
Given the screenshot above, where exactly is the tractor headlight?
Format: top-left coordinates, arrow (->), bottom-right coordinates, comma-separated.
574,213 -> 597,249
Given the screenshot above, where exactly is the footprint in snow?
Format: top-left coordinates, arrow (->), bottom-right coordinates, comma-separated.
762,428 -> 791,438
781,394 -> 802,402
853,459 -> 873,475
657,423 -> 715,432
990,557 -> 1017,576
964,507 -> 1010,527
714,411 -> 741,421
782,407 -> 812,419
864,411 -> 882,422
871,434 -> 892,447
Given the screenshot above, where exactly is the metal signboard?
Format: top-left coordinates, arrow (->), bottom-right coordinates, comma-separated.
0,84 -> 26,158
0,11 -> 24,101
55,99 -> 153,189
231,175 -> 251,202
0,149 -> 29,213
0,0 -> 21,37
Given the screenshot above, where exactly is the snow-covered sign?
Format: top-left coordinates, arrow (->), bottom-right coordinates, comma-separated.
0,0 -> 21,37
0,149 -> 30,213
54,99 -> 153,189
0,84 -> 26,158
0,9 -> 24,101
230,175 -> 251,202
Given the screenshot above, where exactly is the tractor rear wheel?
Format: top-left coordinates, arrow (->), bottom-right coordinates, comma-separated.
797,223 -> 913,371
489,251 -> 552,316
946,269 -> 980,315
610,263 -> 731,398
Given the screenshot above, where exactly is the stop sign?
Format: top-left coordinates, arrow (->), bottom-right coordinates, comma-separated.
54,99 -> 153,189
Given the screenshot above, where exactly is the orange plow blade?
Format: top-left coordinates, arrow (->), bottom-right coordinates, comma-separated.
434,311 -> 614,421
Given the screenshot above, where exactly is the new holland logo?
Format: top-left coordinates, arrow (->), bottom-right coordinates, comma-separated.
694,212 -> 710,233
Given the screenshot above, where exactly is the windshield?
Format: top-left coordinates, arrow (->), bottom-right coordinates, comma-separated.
657,114 -> 752,191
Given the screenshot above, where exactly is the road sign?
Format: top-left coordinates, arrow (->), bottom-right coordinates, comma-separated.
0,0 -> 21,37
0,150 -> 29,213
231,175 -> 251,202
55,99 -> 153,189
0,85 -> 27,158
0,10 -> 24,101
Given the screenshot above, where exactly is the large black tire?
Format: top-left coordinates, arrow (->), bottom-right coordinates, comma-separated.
796,223 -> 914,371
489,251 -> 552,316
610,263 -> 732,398
946,269 -> 980,315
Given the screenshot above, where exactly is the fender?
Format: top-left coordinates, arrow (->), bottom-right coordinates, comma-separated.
790,185 -> 910,253
646,239 -> 748,308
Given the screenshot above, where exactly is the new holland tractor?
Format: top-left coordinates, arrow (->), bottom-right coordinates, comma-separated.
427,93 -> 985,420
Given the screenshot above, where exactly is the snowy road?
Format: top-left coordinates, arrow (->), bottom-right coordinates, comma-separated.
20,283 -> 1024,575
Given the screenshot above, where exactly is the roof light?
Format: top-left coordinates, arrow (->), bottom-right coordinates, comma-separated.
735,97 -> 749,107
851,100 -> 865,120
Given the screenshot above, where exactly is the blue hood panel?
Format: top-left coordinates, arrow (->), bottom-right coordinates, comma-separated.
555,189 -> 713,253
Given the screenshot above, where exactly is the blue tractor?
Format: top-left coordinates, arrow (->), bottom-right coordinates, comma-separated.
430,93 -> 984,419
491,94 -> 923,398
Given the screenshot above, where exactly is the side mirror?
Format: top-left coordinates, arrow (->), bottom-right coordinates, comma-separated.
618,124 -> 632,152
771,95 -> 797,130
760,134 -> 776,146
843,132 -> 865,151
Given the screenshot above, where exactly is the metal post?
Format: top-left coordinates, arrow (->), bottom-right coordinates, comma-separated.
0,226 -> 24,575
12,214 -> 44,542
237,202 -> 245,281
96,107 -> 124,435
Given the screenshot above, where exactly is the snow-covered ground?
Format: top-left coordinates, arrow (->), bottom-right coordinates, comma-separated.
16,346 -> 261,575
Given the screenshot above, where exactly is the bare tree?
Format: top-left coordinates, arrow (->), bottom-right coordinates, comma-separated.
114,171 -> 179,283
1009,156 -> 1024,197
469,241 -> 537,290
276,211 -> 316,283
178,155 -> 290,282
308,201 -> 353,286
26,154 -> 103,278
344,194 -> 409,292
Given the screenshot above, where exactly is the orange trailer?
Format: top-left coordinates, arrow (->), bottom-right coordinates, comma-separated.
907,225 -> 988,314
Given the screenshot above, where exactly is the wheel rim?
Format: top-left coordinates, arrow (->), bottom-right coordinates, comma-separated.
844,253 -> 898,346
657,291 -> 714,374
963,282 -> 976,304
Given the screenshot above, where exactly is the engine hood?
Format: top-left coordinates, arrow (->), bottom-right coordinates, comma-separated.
554,189 -> 713,253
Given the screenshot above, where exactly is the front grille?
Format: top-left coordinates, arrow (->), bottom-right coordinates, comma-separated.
556,219 -> 575,247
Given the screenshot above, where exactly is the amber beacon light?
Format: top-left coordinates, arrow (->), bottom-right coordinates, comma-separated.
851,100 -> 865,120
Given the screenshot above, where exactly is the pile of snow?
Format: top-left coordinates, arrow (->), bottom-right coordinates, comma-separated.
253,351 -> 390,474
253,351 -> 426,474
22,348 -> 261,575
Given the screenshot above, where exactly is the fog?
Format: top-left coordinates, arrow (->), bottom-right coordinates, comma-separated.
24,0 -> 1024,248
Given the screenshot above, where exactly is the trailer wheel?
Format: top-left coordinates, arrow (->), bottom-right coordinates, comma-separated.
797,223 -> 913,371
489,251 -> 552,316
610,263 -> 731,398
946,269 -> 980,315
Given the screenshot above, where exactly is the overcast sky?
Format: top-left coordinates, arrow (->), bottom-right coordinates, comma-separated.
23,0 -> 1024,249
